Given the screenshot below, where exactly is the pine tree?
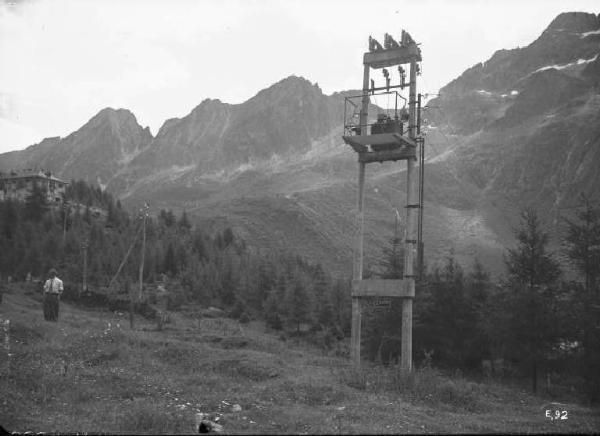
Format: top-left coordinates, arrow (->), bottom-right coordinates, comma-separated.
564,199 -> 600,291
418,254 -> 473,367
219,253 -> 237,305
83,204 -> 92,224
178,210 -> 191,231
275,274 -> 288,318
465,259 -> 492,366
192,229 -> 206,261
24,181 -> 48,221
504,209 -> 562,393
163,242 -> 177,277
1,199 -> 19,240
223,227 -> 234,247
361,230 -> 406,363
330,279 -> 351,335
312,264 -> 333,327
264,288 -> 283,330
106,199 -> 120,228
379,236 -> 404,279
564,199 -> 600,401
286,280 -> 311,333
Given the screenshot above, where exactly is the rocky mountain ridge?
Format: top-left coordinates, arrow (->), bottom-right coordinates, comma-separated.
426,11 -> 600,218
1,11 -> 598,275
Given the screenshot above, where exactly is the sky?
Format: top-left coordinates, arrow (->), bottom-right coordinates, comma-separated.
0,0 -> 598,153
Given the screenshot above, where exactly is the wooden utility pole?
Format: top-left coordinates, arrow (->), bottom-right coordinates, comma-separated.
107,224 -> 143,293
342,31 -> 423,371
80,239 -> 88,298
127,279 -> 134,330
138,203 -> 149,302
351,64 -> 370,366
62,202 -> 68,246
401,57 -> 419,372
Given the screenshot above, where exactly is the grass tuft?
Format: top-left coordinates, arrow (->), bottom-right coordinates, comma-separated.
116,400 -> 191,434
337,364 -> 488,412
284,382 -> 348,406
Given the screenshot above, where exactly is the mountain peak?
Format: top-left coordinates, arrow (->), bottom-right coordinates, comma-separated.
545,11 -> 599,33
81,107 -> 152,140
273,75 -> 320,91
93,107 -> 138,123
191,98 -> 228,112
277,74 -> 313,85
248,75 -> 323,106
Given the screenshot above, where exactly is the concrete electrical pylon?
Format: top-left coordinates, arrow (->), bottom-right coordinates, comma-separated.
342,30 -> 424,371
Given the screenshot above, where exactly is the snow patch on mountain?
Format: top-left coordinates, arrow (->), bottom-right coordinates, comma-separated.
580,29 -> 600,38
201,153 -> 288,182
533,54 -> 599,73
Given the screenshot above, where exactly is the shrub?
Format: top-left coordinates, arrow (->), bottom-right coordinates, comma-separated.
228,300 -> 244,319
166,287 -> 186,311
266,313 -> 283,330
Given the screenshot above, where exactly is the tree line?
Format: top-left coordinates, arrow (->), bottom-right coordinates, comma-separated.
0,179 -> 352,345
365,205 -> 600,402
1,179 -> 598,401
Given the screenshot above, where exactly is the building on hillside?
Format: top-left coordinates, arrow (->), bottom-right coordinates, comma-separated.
0,169 -> 68,203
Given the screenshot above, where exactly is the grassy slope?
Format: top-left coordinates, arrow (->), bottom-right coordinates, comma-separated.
1,285 -> 599,434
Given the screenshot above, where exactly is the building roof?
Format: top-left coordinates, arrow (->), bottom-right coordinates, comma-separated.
0,169 -> 67,184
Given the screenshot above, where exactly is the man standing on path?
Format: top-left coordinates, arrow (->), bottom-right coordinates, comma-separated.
43,268 -> 63,321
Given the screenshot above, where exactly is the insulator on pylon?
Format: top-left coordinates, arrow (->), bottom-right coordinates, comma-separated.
384,33 -> 392,49
384,33 -> 400,49
369,36 -> 383,52
398,66 -> 406,87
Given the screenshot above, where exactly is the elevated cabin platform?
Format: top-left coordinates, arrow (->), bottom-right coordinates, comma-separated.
352,279 -> 415,298
343,133 -> 417,163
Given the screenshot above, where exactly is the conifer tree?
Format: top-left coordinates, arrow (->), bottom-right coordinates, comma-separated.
163,242 -> 177,277
564,199 -> 600,401
178,210 -> 191,231
223,227 -> 234,247
504,209 -> 561,393
565,199 -> 600,291
286,280 -> 311,332
464,258 -> 492,365
330,278 -> 351,335
274,274 -> 288,318
192,229 -> 206,261
24,181 -> 48,221
312,264 -> 333,327
1,199 -> 19,240
264,288 -> 283,330
379,236 -> 404,279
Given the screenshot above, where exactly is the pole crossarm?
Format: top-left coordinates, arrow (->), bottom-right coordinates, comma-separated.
352,279 -> 415,298
364,44 -> 422,68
